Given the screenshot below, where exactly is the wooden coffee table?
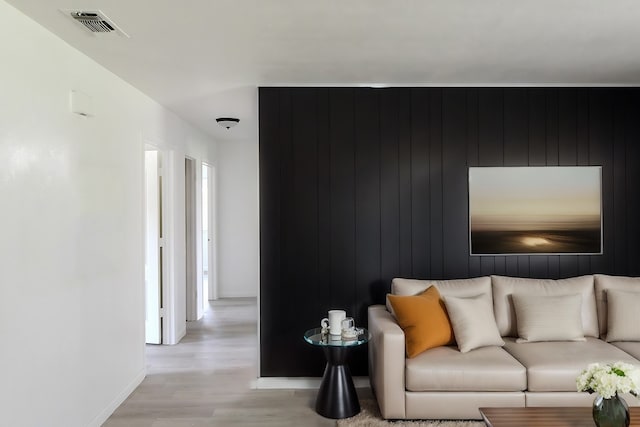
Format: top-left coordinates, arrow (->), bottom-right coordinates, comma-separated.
480,406 -> 640,427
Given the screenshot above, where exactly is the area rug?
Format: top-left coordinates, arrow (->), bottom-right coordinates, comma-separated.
337,400 -> 485,427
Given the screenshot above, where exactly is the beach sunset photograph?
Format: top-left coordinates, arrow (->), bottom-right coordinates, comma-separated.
469,167 -> 602,255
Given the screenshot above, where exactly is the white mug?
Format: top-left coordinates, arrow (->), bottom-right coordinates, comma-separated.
321,309 -> 346,335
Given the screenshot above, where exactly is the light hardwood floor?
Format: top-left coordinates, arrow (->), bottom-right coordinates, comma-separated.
104,298 -> 365,426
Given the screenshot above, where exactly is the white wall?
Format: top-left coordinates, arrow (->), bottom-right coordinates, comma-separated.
0,2 -> 216,426
217,138 -> 259,297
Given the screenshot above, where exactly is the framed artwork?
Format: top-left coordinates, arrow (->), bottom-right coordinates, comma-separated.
469,166 -> 602,255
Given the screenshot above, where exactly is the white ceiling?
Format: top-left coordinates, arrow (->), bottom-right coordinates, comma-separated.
6,0 -> 640,142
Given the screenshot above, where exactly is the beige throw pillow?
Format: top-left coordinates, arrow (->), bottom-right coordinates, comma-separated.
443,293 -> 504,353
606,289 -> 640,342
512,294 -> 585,343
594,274 -> 640,337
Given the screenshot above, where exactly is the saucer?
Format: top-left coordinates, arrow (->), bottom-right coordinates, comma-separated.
341,331 -> 358,340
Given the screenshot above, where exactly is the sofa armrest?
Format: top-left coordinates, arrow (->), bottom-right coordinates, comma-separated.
368,304 -> 406,419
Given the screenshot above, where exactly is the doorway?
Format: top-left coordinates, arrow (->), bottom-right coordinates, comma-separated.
185,157 -> 199,321
202,163 -> 217,301
144,149 -> 163,344
186,159 -> 216,322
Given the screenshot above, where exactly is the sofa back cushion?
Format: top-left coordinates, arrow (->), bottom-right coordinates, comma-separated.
391,276 -> 492,298
512,294 -> 586,342
594,274 -> 640,337
492,275 -> 598,338
605,289 -> 640,342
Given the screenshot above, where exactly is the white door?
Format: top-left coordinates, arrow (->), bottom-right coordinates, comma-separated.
145,150 -> 162,344
185,157 -> 199,321
203,163 -> 217,301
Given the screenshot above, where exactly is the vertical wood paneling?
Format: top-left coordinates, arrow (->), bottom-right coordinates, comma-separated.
410,89 -> 430,278
290,89 -> 327,375
442,89 -> 469,278
316,89 -> 332,315
276,89 -> 297,374
490,89 -> 505,277
518,89 -> 548,277
529,257 -> 549,280
478,89 -> 504,166
626,90 -> 640,275
354,89 -> 381,321
329,88 -> 356,309
352,89 -> 381,373
259,88 -> 281,374
546,89 -> 560,166
576,90 -> 592,275
558,89 -> 578,166
467,90 -> 481,277
477,89 -> 503,275
379,90 -> 401,294
398,91 -> 413,278
429,89 -> 444,279
259,87 -> 640,377
529,90 -> 547,167
589,90 -> 613,273
504,89 -> 529,166
291,89 -> 319,335
612,92 -> 628,275
503,89 -> 528,277
577,90 -> 591,166
558,89 -> 579,277
546,89 -> 560,278
528,90 -> 548,278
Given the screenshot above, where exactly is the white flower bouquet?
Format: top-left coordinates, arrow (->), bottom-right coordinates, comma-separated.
576,362 -> 640,399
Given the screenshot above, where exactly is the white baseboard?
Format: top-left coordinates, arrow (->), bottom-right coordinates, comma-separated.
88,368 -> 146,427
176,327 -> 186,343
252,376 -> 370,389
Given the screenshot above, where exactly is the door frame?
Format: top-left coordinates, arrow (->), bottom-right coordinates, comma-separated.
143,144 -> 166,344
185,156 -> 200,321
203,162 -> 218,301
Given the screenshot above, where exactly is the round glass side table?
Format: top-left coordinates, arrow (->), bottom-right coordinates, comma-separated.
303,327 -> 370,419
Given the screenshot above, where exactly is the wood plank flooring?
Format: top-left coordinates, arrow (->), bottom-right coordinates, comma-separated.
103,298 -> 364,426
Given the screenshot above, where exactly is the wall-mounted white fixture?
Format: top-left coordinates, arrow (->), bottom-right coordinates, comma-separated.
70,90 -> 92,117
216,117 -> 239,129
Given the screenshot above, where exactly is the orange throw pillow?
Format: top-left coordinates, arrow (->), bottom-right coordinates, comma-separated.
388,286 -> 454,358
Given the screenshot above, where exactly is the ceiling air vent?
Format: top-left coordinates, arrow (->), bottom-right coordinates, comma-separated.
62,10 -> 129,37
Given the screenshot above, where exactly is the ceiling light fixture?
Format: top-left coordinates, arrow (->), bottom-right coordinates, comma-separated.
216,117 -> 240,129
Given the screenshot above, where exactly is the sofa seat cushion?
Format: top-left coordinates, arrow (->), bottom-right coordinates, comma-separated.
611,341 -> 640,360
503,337 -> 639,392
405,345 -> 526,392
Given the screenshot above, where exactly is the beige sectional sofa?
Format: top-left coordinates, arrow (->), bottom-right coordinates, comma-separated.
368,274 -> 640,420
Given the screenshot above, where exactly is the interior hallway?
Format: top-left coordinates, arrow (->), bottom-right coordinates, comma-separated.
103,298 -> 337,426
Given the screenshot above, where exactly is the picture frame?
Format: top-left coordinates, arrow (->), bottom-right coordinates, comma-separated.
468,166 -> 602,256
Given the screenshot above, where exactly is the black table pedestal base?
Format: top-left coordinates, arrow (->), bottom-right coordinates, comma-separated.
315,346 -> 360,419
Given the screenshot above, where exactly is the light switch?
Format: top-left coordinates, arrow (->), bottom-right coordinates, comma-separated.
70,90 -> 92,117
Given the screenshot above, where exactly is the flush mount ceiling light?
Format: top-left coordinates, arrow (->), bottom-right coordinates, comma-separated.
216,117 -> 240,129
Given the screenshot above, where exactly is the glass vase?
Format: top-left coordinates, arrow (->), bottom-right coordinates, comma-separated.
592,393 -> 630,427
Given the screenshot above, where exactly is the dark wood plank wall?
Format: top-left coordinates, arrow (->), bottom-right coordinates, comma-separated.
259,87 -> 640,377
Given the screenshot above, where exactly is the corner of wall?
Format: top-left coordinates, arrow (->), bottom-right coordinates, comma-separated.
87,368 -> 146,427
